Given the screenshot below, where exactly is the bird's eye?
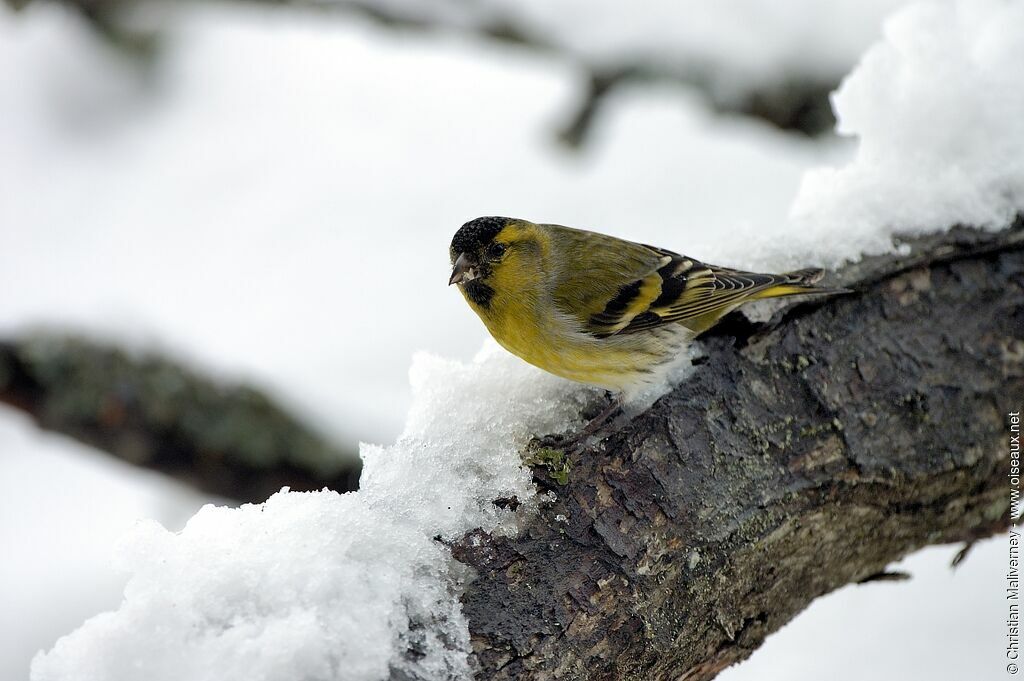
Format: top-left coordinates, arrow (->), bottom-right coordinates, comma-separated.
487,242 -> 507,259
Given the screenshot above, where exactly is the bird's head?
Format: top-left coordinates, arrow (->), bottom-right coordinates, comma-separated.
449,216 -> 544,309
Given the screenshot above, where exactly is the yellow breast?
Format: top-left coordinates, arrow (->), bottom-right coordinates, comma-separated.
463,282 -> 681,393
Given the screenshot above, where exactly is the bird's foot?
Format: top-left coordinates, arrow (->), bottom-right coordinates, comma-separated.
531,394 -> 624,454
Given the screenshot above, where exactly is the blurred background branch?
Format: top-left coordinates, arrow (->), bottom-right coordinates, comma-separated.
0,334 -> 360,502
4,0 -> 839,144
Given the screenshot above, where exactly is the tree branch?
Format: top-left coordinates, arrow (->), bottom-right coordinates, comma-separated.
455,219 -> 1023,679
0,335 -> 360,501
5,0 -> 839,140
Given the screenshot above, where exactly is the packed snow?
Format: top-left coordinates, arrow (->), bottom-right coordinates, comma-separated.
786,0 -> 1024,268
31,344 -> 596,681
5,0 -> 1022,679
0,410 -> 210,680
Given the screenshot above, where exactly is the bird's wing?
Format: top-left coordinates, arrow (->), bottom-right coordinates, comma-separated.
546,225 -> 676,337
546,225 -> 788,337
614,260 -> 784,335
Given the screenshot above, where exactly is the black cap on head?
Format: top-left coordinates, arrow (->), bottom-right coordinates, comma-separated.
450,216 -> 512,257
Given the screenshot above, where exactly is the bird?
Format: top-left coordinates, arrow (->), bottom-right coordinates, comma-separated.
449,216 -> 844,431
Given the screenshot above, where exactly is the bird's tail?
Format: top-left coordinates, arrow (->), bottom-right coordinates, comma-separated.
752,268 -> 851,300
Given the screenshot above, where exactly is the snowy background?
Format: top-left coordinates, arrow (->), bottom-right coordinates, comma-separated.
1,0 -> 1017,679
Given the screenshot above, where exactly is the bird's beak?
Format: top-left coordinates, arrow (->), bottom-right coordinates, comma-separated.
449,253 -> 479,285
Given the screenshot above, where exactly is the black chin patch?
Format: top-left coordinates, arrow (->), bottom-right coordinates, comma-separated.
464,280 -> 495,308
451,217 -> 511,257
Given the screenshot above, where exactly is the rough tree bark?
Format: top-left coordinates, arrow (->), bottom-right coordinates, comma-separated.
453,221 -> 1023,680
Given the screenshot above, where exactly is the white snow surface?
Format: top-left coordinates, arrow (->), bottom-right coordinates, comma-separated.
786,0 -> 1024,268
30,344 -> 596,681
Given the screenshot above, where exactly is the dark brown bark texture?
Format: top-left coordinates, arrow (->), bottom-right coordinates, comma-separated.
455,221 -> 1023,680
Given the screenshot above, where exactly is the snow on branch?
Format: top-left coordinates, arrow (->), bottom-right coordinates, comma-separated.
27,2 -> 1024,680
29,220 -> 1023,680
